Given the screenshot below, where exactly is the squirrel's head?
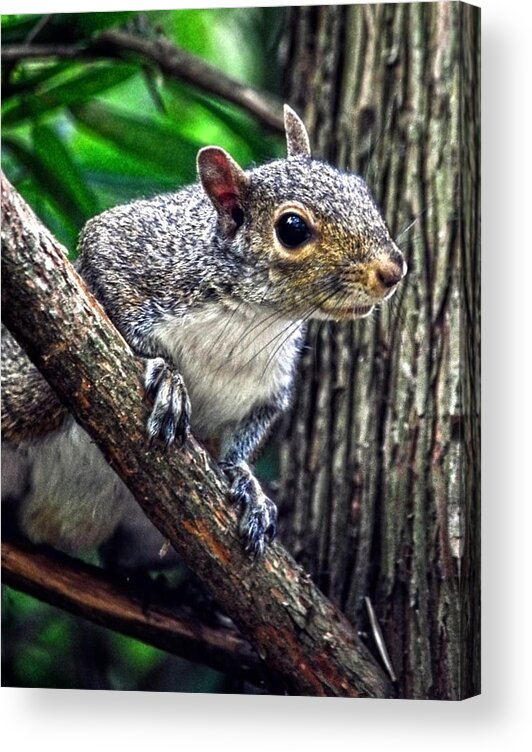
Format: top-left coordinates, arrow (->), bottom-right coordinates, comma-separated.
197,105 -> 406,320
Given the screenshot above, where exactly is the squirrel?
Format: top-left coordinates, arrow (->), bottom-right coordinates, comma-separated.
1,105 -> 406,562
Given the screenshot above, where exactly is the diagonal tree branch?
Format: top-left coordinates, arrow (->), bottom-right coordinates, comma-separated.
1,29 -> 285,132
2,531 -> 265,687
0,171 -> 393,698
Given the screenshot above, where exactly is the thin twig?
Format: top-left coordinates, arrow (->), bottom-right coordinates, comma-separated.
2,532 -> 265,687
2,43 -> 87,59
364,596 -> 397,683
1,29 -> 285,132
1,171 -> 393,698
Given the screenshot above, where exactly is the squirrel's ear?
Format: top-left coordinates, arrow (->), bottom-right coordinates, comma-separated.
284,104 -> 311,158
197,147 -> 249,223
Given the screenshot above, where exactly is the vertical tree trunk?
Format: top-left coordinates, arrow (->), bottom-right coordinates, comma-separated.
279,1 -> 480,700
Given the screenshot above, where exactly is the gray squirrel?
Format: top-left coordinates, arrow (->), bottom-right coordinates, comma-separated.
1,105 -> 406,562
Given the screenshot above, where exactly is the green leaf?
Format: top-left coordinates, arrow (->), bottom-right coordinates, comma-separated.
2,64 -> 137,126
3,131 -> 96,235
1,14 -> 43,44
2,587 -> 44,619
18,179 -> 80,256
110,633 -> 164,673
71,101 -> 200,182
6,61 -> 80,98
3,138 -> 79,249
32,123 -> 100,219
53,11 -> 137,37
1,12 -> 137,44
182,89 -> 282,161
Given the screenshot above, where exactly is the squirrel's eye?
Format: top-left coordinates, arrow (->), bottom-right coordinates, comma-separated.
275,213 -> 311,249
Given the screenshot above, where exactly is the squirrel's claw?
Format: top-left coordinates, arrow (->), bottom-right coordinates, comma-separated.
221,461 -> 278,558
240,498 -> 277,559
144,358 -> 191,448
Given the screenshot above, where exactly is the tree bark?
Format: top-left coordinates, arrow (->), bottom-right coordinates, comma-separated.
1,171 -> 393,698
279,1 -> 480,700
2,531 -> 265,687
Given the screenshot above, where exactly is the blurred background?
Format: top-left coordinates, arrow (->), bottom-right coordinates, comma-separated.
2,6 -> 288,693
2,2 -> 481,700
2,9 -> 287,252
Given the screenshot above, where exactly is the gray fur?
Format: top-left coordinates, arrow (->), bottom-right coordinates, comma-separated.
283,105 -> 312,158
19,418 -> 129,552
1,443 -> 30,502
150,303 -> 301,439
2,106 -> 406,561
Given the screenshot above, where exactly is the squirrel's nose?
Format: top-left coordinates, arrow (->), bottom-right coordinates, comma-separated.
374,257 -> 405,291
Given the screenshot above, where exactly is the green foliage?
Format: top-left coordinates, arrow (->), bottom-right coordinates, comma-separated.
2,8 -> 285,252
2,7 -> 285,693
2,587 -> 77,688
1,12 -> 138,44
2,64 -> 138,126
2,586 -> 228,692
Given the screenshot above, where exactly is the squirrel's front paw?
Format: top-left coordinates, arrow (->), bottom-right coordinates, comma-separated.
220,461 -> 277,558
144,358 -> 191,447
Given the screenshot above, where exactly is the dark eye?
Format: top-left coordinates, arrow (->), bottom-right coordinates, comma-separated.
231,206 -> 244,228
275,212 -> 311,249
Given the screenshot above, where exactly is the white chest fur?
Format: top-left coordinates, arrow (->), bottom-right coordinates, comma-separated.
152,303 -> 303,438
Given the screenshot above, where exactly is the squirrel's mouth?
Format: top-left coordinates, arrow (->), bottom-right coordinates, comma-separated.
317,304 -> 374,321
336,304 -> 374,320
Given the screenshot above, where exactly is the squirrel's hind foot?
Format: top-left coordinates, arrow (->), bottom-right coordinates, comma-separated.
221,461 -> 277,558
144,358 -> 191,448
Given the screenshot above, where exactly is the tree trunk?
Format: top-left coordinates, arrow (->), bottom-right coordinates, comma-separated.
1,171 -> 393,698
278,1 -> 480,700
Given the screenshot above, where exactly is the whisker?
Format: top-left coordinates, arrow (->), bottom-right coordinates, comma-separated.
394,198 -> 437,245
210,280 -> 342,381
225,296 -> 292,358
203,278 -> 280,360
364,99 -> 397,187
257,305 -> 320,378
395,216 -> 420,243
223,278 -> 342,363
258,285 -> 347,379
203,295 -> 249,358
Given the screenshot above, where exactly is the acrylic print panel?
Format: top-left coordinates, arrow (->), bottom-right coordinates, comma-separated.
1,2 -> 480,699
